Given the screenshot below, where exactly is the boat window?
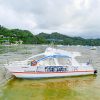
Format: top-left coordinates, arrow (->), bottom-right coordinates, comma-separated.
28,55 -> 71,66
57,57 -> 71,66
37,57 -> 56,66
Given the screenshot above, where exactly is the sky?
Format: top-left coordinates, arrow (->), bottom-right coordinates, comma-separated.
0,0 -> 100,38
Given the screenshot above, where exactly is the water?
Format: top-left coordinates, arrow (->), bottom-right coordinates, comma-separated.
0,45 -> 100,100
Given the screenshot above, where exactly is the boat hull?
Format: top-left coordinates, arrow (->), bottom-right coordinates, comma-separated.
12,71 -> 95,79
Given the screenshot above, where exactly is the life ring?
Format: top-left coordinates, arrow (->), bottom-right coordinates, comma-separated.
31,60 -> 37,66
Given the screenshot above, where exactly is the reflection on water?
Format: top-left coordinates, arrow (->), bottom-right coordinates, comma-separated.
0,75 -> 98,100
0,45 -> 100,100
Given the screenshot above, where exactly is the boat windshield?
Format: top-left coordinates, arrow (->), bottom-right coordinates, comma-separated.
37,57 -> 56,66
36,56 -> 71,66
28,55 -> 71,66
57,57 -> 71,66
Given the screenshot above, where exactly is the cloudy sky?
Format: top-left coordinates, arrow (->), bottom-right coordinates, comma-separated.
0,0 -> 100,38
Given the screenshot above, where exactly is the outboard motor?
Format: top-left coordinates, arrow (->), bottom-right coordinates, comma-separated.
94,70 -> 97,74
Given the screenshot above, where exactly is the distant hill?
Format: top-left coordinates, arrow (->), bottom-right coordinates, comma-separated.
36,32 -> 100,46
0,25 -> 100,46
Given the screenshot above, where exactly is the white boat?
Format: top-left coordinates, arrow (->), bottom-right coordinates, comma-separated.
90,46 -> 97,50
5,47 -> 97,79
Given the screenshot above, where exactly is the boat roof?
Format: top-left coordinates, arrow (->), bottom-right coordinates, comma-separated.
26,47 -> 81,61
44,47 -> 81,58
44,47 -> 72,57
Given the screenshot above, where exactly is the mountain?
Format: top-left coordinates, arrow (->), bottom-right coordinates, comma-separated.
37,32 -> 100,46
0,25 -> 100,46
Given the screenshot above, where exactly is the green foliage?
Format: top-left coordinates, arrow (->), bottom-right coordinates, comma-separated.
0,26 -> 37,44
0,25 -> 100,45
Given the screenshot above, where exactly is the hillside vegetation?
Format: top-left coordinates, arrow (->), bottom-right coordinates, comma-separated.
0,25 -> 100,46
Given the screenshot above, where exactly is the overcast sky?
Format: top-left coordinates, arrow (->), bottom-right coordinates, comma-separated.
0,0 -> 100,38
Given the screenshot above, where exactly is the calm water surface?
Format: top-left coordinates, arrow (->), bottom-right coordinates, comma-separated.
0,45 -> 100,100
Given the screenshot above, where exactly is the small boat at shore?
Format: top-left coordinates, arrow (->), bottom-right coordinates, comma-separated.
90,46 -> 97,50
5,47 -> 97,79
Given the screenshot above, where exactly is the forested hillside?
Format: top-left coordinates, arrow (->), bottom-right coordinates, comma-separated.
0,25 -> 100,46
